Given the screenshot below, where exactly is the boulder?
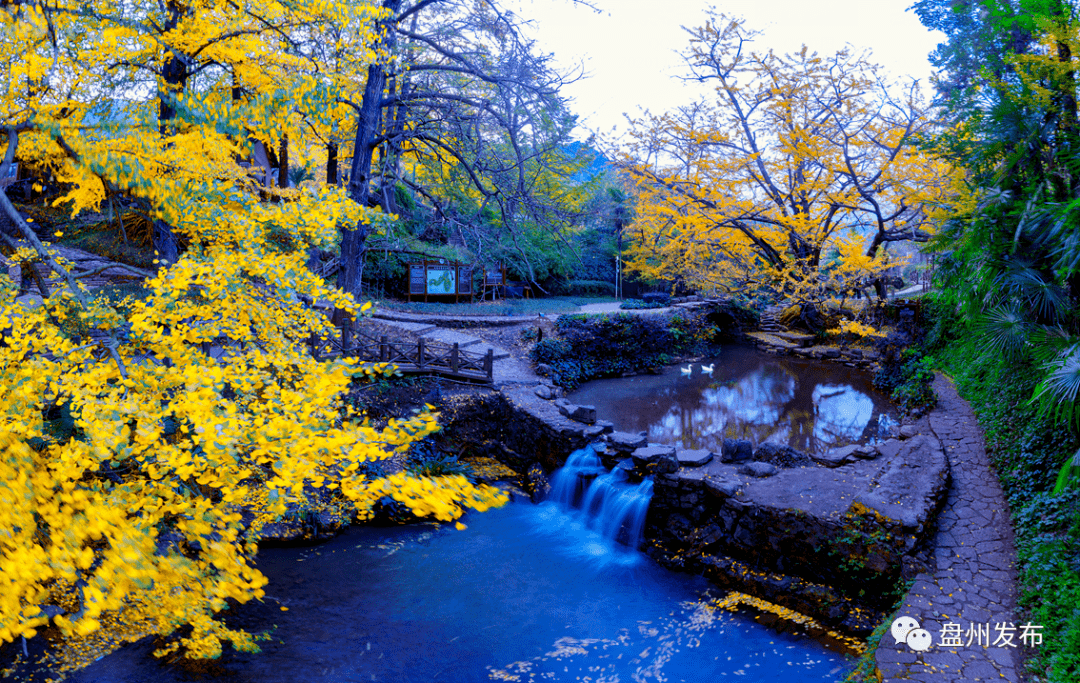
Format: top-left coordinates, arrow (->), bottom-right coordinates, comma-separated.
609,431 -> 648,453
557,403 -> 597,424
720,438 -> 754,463
525,462 -> 551,503
899,425 -> 919,439
752,442 -> 812,467
595,420 -> 615,434
534,384 -> 555,400
536,363 -> 552,376
677,449 -> 714,467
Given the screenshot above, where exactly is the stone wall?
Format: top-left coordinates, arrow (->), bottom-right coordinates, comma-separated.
631,433 -> 949,635
429,382 -> 949,638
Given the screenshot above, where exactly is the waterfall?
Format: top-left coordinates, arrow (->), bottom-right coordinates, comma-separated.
544,446 -> 654,551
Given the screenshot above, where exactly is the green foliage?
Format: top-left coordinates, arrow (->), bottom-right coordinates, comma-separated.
926,303 -> 1080,681
557,280 -> 616,297
620,299 -> 668,310
529,311 -> 721,389
872,349 -> 938,414
406,439 -> 472,479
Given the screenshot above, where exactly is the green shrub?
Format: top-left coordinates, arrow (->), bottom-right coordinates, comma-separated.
872,349 -> 937,414
558,279 -> 616,296
530,311 -> 722,389
620,299 -> 668,310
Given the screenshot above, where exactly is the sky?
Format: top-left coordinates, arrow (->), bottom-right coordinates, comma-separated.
508,0 -> 946,139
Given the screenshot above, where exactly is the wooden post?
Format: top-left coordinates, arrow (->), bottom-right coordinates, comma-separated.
450,342 -> 459,373
341,323 -> 352,355
379,336 -> 388,362
483,348 -> 493,381
417,337 -> 426,369
309,333 -> 319,361
200,340 -> 211,357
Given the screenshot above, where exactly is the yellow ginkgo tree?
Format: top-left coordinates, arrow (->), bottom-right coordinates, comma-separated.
620,12 -> 952,310
0,0 -> 505,667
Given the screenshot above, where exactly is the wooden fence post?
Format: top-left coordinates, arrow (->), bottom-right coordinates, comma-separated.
451,343 -> 459,373
380,336 -> 388,362
483,348 -> 493,381
341,323 -> 352,355
417,337 -> 426,369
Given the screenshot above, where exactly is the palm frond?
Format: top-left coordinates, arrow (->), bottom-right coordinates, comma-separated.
1030,344 -> 1080,431
977,305 -> 1030,359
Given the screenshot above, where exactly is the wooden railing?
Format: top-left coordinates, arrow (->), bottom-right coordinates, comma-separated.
308,326 -> 494,383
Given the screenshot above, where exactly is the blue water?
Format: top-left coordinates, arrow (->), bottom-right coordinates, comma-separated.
72,497 -> 853,683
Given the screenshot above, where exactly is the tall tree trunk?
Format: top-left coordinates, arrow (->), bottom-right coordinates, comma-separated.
154,2 -> 188,266
338,0 -> 402,299
277,133 -> 289,191
326,140 -> 338,186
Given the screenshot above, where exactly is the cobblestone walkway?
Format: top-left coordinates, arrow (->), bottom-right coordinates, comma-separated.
876,375 -> 1024,682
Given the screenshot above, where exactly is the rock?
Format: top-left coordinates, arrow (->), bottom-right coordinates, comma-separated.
852,435 -> 950,531
853,444 -> 879,459
608,431 -> 648,453
631,445 -> 676,468
752,442 -> 812,468
739,461 -> 779,478
615,458 -> 636,471
812,445 -> 859,468
704,477 -> 740,497
534,384 -> 555,400
583,425 -> 606,439
553,397 -> 570,409
823,348 -> 841,358
536,363 -> 552,376
899,425 -> 919,439
654,455 -> 679,474
720,438 -> 754,463
524,462 -> 551,503
556,403 -> 596,424
677,449 -> 714,467
595,420 -> 615,434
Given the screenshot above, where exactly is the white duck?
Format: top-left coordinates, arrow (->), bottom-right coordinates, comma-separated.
700,363 -> 714,376
680,364 -> 693,376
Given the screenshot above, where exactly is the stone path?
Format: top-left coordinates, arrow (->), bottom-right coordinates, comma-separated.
875,374 -> 1023,682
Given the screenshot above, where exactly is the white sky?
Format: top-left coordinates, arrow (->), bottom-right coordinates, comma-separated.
509,0 -> 946,139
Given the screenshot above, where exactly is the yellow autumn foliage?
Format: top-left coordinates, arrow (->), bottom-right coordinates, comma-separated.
620,12 -> 954,305
0,0 -> 507,665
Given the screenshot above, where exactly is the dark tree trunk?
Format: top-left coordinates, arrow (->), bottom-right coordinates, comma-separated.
278,133 -> 289,191
338,0 -> 402,299
327,140 -> 338,186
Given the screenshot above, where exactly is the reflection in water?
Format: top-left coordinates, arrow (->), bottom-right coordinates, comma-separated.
568,345 -> 897,454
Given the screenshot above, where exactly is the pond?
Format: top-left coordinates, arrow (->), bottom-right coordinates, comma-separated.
71,497 -> 854,683
568,344 -> 897,454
